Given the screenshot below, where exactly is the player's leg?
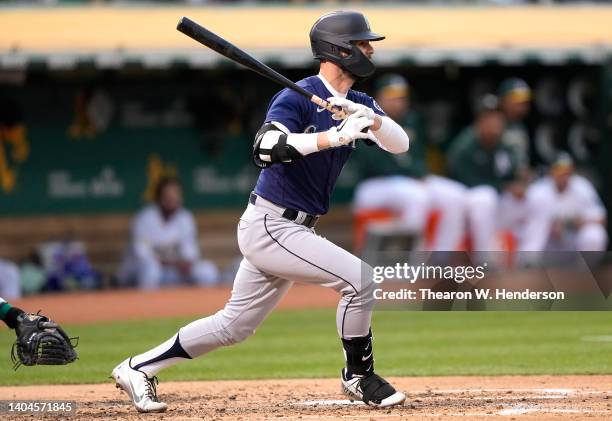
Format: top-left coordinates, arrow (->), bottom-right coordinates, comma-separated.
135,256 -> 163,290
112,257 -> 292,413
425,175 -> 466,251
576,223 -> 608,251
189,259 -> 220,286
243,199 -> 405,407
353,176 -> 429,233
465,186 -> 499,252
517,191 -> 553,253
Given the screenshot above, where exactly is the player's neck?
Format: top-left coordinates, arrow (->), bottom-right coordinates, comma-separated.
319,64 -> 354,96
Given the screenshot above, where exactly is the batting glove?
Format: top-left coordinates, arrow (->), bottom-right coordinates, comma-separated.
326,109 -> 375,148
327,97 -> 376,121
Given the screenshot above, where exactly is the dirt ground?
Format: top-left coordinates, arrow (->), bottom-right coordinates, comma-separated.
3,288 -> 612,419
1,375 -> 611,420
6,284 -> 339,325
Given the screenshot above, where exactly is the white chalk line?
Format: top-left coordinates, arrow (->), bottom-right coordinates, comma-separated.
298,395 -> 568,406
425,388 -> 575,394
498,406 -> 611,416
296,387 -> 612,417
262,408 -> 612,420
300,399 -> 364,406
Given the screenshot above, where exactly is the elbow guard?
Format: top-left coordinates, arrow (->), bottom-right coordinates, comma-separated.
252,123 -> 303,168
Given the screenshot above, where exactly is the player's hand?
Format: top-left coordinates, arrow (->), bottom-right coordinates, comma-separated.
327,97 -> 375,121
326,109 -> 375,148
11,312 -> 78,369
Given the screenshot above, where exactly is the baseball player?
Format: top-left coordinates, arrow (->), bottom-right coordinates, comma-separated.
118,176 -> 219,289
112,11 -> 409,413
519,153 -> 608,252
447,95 -> 519,252
0,297 -> 77,368
352,74 -> 465,251
498,78 -> 532,170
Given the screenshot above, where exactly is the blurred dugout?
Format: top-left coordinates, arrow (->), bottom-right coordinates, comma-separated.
0,5 -> 611,296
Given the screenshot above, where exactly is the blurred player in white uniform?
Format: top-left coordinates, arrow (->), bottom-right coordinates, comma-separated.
0,259 -> 20,300
119,177 -> 219,289
352,75 -> 465,251
520,154 -> 608,251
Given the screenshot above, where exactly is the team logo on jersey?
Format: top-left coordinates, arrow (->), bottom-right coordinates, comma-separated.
304,125 -> 317,134
372,99 -> 384,113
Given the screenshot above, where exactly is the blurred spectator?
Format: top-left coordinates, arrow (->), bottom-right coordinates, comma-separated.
519,153 -> 608,251
39,239 -> 101,291
497,170 -> 532,250
352,74 -> 465,251
447,95 -> 518,251
498,78 -> 532,169
118,176 -> 219,289
0,259 -> 20,300
19,251 -> 46,295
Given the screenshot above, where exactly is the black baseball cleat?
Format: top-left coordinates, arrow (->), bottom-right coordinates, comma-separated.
341,368 -> 406,408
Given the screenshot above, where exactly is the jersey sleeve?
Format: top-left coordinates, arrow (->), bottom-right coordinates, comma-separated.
265,88 -> 308,134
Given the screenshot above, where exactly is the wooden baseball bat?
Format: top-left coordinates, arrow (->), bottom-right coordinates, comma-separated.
176,16 -> 348,119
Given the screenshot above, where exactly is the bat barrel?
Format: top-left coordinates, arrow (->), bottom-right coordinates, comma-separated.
177,16 -> 315,101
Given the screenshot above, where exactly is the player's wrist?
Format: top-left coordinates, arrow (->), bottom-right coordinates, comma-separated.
371,115 -> 383,131
0,303 -> 25,330
324,127 -> 346,148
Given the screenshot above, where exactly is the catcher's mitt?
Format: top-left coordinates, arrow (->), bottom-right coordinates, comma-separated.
11,312 -> 78,370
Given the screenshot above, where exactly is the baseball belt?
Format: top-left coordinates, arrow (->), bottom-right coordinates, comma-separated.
249,192 -> 319,229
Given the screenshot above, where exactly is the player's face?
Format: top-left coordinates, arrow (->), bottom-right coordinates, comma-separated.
551,166 -> 573,192
477,111 -> 505,148
159,183 -> 183,214
354,40 -> 374,59
502,98 -> 530,121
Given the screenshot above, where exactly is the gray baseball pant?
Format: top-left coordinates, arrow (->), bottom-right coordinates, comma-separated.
131,196 -> 375,375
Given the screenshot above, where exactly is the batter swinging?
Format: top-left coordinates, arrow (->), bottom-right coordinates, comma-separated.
112,11 -> 410,412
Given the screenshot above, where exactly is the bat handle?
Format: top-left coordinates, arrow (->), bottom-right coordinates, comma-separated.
311,95 -> 349,119
310,95 -> 370,135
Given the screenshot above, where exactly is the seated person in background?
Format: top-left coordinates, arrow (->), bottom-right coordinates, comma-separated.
498,78 -> 532,170
0,259 -> 20,300
447,95 -> 519,252
39,239 -> 100,291
520,153 -> 608,252
119,176 -> 219,289
352,74 -> 465,251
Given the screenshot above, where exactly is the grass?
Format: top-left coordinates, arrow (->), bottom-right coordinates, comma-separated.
1,310 -> 612,386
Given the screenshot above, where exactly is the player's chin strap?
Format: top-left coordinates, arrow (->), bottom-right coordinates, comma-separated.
342,329 -> 374,378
